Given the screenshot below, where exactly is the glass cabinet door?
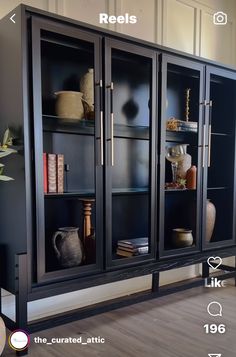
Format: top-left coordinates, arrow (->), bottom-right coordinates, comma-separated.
203,66 -> 236,248
32,19 -> 103,282
105,39 -> 157,267
159,55 -> 204,257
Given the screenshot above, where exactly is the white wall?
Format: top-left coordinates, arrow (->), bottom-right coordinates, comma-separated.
0,0 -> 235,319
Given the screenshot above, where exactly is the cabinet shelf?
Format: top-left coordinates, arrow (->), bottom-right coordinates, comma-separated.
45,188 -> 149,199
166,130 -> 198,143
207,186 -> 229,190
211,132 -> 232,137
43,115 -> 150,140
45,191 -> 95,199
165,188 -> 196,192
43,115 -> 95,135
114,124 -> 149,140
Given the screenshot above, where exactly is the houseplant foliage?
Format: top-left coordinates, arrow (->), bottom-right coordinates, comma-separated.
0,128 -> 17,181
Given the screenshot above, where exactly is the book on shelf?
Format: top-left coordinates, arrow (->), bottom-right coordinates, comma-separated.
116,246 -> 149,257
117,237 -> 148,249
43,153 -> 48,194
44,153 -> 64,194
57,154 -> 64,193
116,237 -> 149,257
177,127 -> 198,133
47,153 -> 57,193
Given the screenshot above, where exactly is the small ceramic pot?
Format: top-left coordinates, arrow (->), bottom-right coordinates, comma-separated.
172,228 -> 193,248
55,91 -> 85,119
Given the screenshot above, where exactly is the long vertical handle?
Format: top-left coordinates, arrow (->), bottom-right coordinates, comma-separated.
202,124 -> 206,168
99,80 -> 104,166
110,82 -> 114,166
208,100 -> 212,167
201,100 -> 207,168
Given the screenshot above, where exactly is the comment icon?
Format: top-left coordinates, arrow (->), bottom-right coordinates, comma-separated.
207,302 -> 223,317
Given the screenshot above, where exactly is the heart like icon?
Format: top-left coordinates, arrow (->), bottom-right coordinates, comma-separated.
208,354 -> 222,357
207,256 -> 222,270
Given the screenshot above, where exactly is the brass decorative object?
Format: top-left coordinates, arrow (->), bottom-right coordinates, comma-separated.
185,88 -> 191,122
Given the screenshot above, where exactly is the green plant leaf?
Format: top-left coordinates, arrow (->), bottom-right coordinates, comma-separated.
0,163 -> 4,167
0,175 -> 14,181
2,128 -> 10,146
0,148 -> 17,158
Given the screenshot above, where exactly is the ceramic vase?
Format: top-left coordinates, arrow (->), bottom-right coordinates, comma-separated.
0,317 -> 6,355
80,68 -> 94,117
52,227 -> 84,267
186,165 -> 197,189
206,199 -> 216,243
177,144 -> 192,179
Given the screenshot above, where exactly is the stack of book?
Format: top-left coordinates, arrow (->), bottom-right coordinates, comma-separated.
177,121 -> 198,133
116,237 -> 149,257
166,118 -> 198,133
43,153 -> 64,194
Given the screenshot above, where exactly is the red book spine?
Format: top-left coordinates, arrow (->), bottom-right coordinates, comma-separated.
43,153 -> 48,194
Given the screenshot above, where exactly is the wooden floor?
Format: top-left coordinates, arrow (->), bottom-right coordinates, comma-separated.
3,281 -> 236,356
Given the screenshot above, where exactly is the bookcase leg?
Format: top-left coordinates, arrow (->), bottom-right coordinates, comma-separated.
152,272 -> 160,292
235,256 -> 236,287
15,254 -> 28,356
202,262 -> 209,279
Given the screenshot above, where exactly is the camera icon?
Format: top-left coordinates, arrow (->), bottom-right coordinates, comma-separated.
213,11 -> 227,25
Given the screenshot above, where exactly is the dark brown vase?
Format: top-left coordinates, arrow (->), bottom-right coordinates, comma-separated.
52,227 -> 84,268
206,199 -> 216,243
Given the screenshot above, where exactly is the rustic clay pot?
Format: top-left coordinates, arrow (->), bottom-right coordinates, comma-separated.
52,227 -> 84,268
55,91 -> 85,119
206,199 -> 216,242
172,228 -> 193,248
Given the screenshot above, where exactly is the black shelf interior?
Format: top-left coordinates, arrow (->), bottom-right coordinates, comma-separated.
43,115 -> 150,140
166,63 -> 200,125
164,190 -> 198,251
44,198 -> 96,272
206,189 -> 233,243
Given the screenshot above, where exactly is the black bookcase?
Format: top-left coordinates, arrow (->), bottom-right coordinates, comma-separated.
0,5 -> 236,335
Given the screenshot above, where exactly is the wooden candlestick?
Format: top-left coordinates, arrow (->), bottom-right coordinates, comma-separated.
79,198 -> 95,243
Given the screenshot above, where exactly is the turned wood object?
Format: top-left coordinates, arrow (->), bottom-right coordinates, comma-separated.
80,198 -> 95,243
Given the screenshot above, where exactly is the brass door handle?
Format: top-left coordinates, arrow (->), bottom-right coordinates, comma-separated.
99,80 -> 104,166
202,124 -> 206,168
207,100 -> 212,167
108,82 -> 114,166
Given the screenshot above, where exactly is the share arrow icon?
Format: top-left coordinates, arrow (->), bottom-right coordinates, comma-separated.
208,354 -> 222,357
